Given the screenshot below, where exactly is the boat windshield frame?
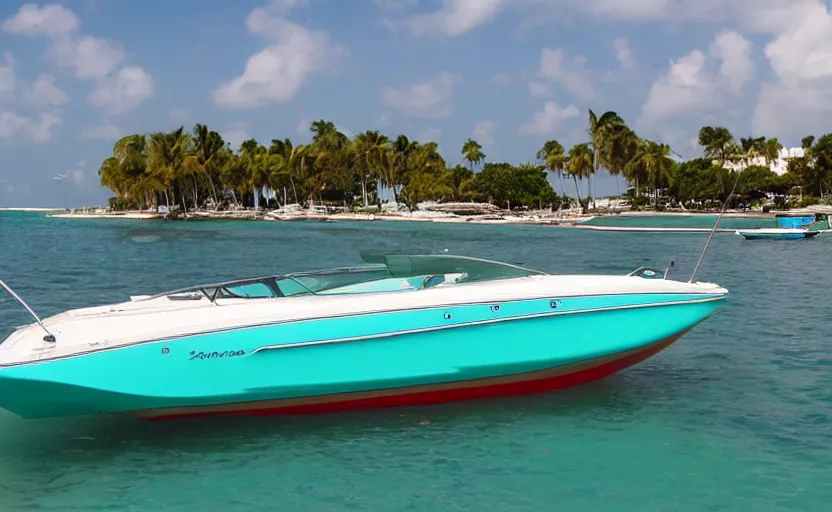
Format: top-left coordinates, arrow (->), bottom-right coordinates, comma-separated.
135,254 -> 547,304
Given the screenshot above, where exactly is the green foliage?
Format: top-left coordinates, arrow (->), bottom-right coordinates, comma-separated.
466,163 -> 560,209
797,196 -> 822,208
108,197 -> 132,211
97,118 -> 830,214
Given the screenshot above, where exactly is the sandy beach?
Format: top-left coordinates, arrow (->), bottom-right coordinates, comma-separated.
40,207 -> 783,227
50,212 -> 163,219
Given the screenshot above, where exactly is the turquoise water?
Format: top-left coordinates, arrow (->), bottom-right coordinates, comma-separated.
1,211 -> 830,511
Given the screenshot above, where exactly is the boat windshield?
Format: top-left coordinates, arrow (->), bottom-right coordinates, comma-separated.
139,253 -> 545,303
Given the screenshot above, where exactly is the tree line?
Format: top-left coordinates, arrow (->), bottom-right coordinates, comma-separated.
98,113 -> 832,213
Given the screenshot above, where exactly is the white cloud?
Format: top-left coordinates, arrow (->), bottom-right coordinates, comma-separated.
88,66 -> 154,114
402,0 -> 506,36
541,0 -> 728,23
473,120 -> 494,146
529,81 -> 550,98
753,1 -> 832,137
519,101 -> 580,135
23,74 -> 68,108
81,123 -> 121,140
213,4 -> 342,108
538,48 -> 597,100
296,118 -> 309,135
3,4 -> 153,115
0,52 -> 64,143
223,121 -> 252,150
265,0 -> 310,14
0,111 -> 62,143
639,30 -> 753,132
28,112 -> 61,143
710,31 -> 754,94
2,3 -> 80,37
50,34 -> 125,79
380,73 -> 457,117
0,111 -> 28,139
612,38 -> 635,70
390,0 -> 733,38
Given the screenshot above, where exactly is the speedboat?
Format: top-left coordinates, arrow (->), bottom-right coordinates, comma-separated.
735,228 -> 820,240
0,252 -> 727,420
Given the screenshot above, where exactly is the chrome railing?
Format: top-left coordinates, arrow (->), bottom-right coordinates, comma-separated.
0,279 -> 56,342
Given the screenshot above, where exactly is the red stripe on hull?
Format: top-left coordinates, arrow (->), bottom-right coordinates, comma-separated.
143,335 -> 679,421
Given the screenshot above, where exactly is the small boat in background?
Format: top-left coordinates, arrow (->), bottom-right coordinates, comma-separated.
735,228 -> 820,240
738,209 -> 830,240
774,211 -> 819,229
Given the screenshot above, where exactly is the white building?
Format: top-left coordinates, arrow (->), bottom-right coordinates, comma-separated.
722,147 -> 804,176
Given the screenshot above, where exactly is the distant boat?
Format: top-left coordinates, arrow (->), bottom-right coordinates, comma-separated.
735,228 -> 820,240
774,211 -> 817,229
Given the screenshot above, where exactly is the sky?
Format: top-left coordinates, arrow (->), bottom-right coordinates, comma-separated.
1,0 -> 831,207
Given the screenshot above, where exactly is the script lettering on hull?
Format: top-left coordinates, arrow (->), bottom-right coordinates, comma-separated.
189,350 -> 245,361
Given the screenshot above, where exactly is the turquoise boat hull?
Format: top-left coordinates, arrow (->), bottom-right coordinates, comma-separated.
737,230 -> 819,240
0,292 -> 724,420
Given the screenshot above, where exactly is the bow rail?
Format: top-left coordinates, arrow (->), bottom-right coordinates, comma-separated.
0,279 -> 56,342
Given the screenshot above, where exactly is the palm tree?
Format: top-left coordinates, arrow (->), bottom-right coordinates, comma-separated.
461,138 -> 485,171
239,140 -> 271,208
698,126 -> 736,165
269,138 -> 307,204
373,143 -> 408,205
738,136 -> 767,169
146,127 -> 191,213
627,139 -> 675,205
353,130 -> 389,206
537,140 -> 568,207
587,109 -> 624,205
187,123 -> 225,209
763,137 -> 783,165
597,123 -> 639,200
310,119 -> 348,152
565,143 -> 593,207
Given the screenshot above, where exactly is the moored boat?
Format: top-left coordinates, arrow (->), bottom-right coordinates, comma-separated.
0,253 -> 727,420
774,211 -> 817,229
735,228 -> 820,240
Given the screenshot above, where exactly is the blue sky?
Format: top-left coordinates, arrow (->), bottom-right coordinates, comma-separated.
1,0 -> 830,207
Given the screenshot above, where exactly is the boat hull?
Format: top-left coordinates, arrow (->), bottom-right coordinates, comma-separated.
774,214 -> 816,229
0,293 -> 724,420
736,229 -> 819,240
139,329 -> 688,420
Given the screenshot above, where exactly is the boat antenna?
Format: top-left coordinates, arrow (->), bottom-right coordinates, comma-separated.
0,279 -> 56,342
688,169 -> 743,283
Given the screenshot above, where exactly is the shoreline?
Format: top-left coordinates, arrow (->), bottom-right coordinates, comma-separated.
42,207 -> 784,226
0,207 -> 64,212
